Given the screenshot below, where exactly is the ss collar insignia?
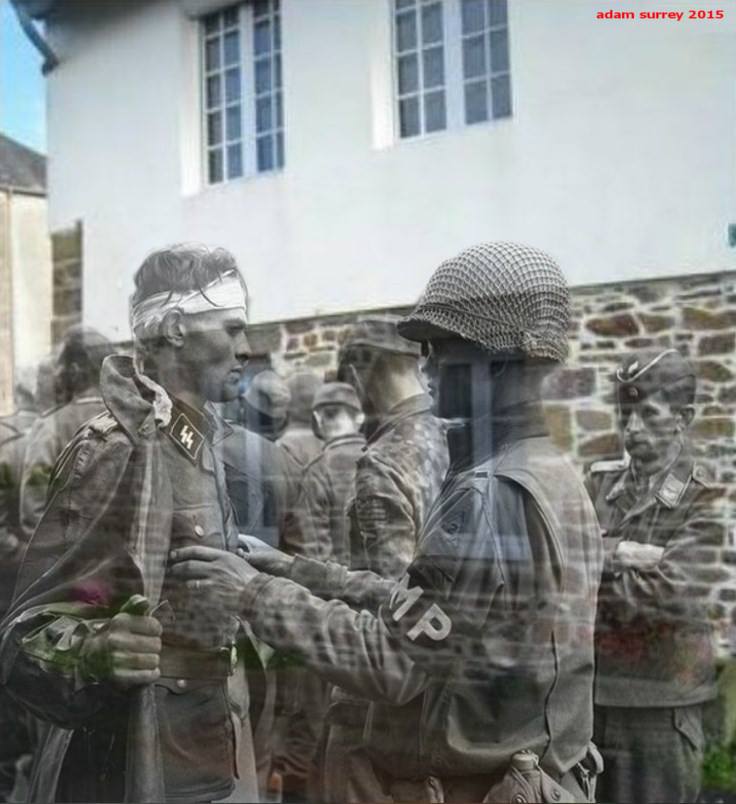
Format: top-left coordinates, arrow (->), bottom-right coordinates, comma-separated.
167,413 -> 205,463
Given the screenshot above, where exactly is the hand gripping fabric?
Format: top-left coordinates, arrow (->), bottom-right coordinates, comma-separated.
398,242 -> 571,362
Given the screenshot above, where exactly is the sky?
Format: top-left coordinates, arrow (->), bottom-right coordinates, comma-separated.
0,0 -> 46,153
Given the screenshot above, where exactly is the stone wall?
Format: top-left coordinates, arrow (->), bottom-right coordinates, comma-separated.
51,222 -> 83,345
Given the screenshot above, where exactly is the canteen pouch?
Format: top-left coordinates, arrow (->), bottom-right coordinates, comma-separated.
482,751 -> 575,804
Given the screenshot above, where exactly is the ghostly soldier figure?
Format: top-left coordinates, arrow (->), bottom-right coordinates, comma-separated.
171,242 -> 604,802
587,348 -> 722,804
0,245 -> 258,803
279,370 -> 324,468
275,382 -> 366,799
310,316 -> 449,804
20,327 -> 114,539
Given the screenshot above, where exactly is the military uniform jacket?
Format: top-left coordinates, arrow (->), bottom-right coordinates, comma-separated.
242,429 -> 603,781
349,393 -> 449,578
282,433 -> 366,565
0,356 -> 254,803
587,447 -> 722,708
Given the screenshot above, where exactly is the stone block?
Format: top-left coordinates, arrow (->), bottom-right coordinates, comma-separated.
628,285 -> 666,304
284,319 -> 315,335
718,385 -> 736,404
303,333 -> 318,349
578,433 -> 621,459
286,337 -> 299,352
692,418 -> 735,440
683,307 -> 736,331
246,323 -> 282,355
544,368 -> 596,400
543,404 -> 573,452
576,409 -> 613,432
696,361 -> 734,383
601,302 -> 633,313
639,313 -> 675,333
53,287 -> 82,318
585,313 -> 639,338
699,333 -> 736,356
625,337 -> 654,349
51,225 -> 82,263
322,329 -> 337,342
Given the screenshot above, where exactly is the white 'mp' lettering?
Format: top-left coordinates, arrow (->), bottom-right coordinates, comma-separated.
389,574 -> 453,642
390,574 -> 423,622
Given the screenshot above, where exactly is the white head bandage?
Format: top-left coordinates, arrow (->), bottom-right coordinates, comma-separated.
129,271 -> 247,343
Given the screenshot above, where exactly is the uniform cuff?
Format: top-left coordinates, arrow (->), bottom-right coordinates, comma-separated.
241,573 -> 279,618
290,556 -> 347,598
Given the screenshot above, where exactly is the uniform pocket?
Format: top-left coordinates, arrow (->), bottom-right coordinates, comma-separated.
673,705 -> 704,753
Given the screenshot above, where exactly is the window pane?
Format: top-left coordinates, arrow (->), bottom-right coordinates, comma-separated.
204,13 -> 220,34
424,90 -> 446,132
227,144 -> 243,178
421,3 -> 443,45
275,54 -> 282,88
224,6 -> 239,28
255,58 -> 272,94
399,95 -> 420,137
205,38 -> 220,72
491,74 -> 512,118
254,0 -> 270,19
224,31 -> 240,66
461,0 -> 485,33
488,0 -> 508,26
276,92 -> 283,127
257,135 -> 274,171
465,80 -> 488,123
396,0 -> 414,8
276,131 -> 284,168
274,15 -> 281,49
225,68 -> 241,103
207,111 -> 223,145
208,148 -> 223,183
206,75 -> 221,109
462,35 -> 486,79
422,47 -> 444,89
396,11 -> 417,53
398,53 -> 419,95
256,96 -> 273,132
254,20 -> 271,55
226,105 -> 242,140
489,29 -> 509,72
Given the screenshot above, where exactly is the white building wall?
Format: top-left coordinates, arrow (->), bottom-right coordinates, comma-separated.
45,0 -> 736,343
10,193 -> 53,376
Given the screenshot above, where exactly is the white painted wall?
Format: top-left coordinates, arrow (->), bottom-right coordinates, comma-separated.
9,192 -> 53,377
45,0 -> 736,343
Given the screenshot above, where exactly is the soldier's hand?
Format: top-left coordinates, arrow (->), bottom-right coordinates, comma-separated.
616,540 -> 665,569
82,612 -> 162,687
237,534 -> 294,577
169,545 -> 258,616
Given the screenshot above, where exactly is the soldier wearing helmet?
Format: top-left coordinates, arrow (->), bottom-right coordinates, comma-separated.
171,242 -> 604,802
587,348 -> 722,804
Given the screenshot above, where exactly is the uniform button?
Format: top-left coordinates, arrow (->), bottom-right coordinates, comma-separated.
512,795 -> 526,804
194,525 -> 205,538
552,790 -> 561,801
176,678 -> 187,689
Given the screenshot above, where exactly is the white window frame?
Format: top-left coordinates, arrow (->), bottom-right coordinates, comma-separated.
200,0 -> 284,186
391,0 -> 512,142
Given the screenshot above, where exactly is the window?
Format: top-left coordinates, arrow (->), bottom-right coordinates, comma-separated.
202,1 -> 284,185
393,0 -> 512,139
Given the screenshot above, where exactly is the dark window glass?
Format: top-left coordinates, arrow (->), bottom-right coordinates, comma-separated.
206,75 -> 221,109
227,144 -> 243,178
488,0 -> 508,26
207,111 -> 223,145
276,131 -> 284,167
398,54 -> 419,95
421,2 -> 443,44
399,95 -> 420,137
465,80 -> 488,124
463,35 -> 485,79
226,105 -> 242,140
257,135 -> 274,171
396,11 -> 417,52
224,31 -> 240,66
254,20 -> 271,55
253,0 -> 270,19
225,68 -> 241,103
224,6 -> 239,27
204,13 -> 220,34
490,28 -> 509,73
255,58 -> 272,94
275,92 -> 283,127
423,47 -> 444,88
205,38 -> 220,72
256,96 -> 272,133
208,148 -> 223,182
491,73 -> 512,118
424,90 -> 446,132
461,0 -> 485,33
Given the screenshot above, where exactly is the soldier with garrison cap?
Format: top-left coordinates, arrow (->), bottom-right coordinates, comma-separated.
588,347 -> 722,804
175,242 -> 604,802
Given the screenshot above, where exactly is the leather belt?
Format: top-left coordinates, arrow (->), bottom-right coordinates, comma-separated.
159,644 -> 235,680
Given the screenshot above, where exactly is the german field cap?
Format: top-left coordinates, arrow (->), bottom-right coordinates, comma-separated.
313,382 -> 362,412
615,348 -> 695,404
343,315 -> 421,358
397,242 -> 570,362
